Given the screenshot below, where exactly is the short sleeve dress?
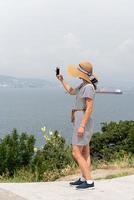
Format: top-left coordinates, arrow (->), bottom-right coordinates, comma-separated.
72,83 -> 95,145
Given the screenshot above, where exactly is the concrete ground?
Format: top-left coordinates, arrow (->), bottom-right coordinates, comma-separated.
0,175 -> 134,200
0,188 -> 26,200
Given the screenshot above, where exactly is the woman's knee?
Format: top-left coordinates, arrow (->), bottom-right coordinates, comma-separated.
82,145 -> 90,159
72,146 -> 82,160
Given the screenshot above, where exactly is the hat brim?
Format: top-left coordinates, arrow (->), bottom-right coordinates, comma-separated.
67,65 -> 99,83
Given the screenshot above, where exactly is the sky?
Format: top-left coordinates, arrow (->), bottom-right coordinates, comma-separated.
0,0 -> 134,85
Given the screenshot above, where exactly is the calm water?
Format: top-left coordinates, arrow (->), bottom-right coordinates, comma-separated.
0,88 -> 134,146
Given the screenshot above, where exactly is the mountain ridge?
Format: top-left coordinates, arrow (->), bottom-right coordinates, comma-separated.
0,75 -> 54,88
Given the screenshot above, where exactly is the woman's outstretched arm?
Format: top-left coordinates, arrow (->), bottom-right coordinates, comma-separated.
56,75 -> 76,95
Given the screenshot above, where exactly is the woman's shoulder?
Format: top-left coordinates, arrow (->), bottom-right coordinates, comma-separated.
81,83 -> 95,99
75,83 -> 95,94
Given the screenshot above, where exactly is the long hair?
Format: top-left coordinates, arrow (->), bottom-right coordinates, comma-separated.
91,78 -> 98,90
81,78 -> 98,90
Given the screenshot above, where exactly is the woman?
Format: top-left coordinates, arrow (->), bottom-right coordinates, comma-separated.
57,61 -> 98,190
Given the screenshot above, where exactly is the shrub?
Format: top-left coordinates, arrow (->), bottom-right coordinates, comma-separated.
0,129 -> 35,175
31,130 -> 75,181
91,120 -> 134,161
0,120 -> 134,182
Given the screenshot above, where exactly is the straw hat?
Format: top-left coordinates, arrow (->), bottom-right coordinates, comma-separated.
67,61 -> 98,83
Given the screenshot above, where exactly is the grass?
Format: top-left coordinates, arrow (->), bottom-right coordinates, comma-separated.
0,165 -> 77,183
0,168 -> 35,183
91,153 -> 134,180
0,154 -> 133,183
104,171 -> 134,179
92,153 -> 134,170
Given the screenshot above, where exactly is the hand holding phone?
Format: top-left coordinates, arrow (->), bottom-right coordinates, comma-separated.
56,67 -> 60,76
56,67 -> 64,82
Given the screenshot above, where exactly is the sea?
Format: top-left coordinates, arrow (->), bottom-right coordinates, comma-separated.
0,88 -> 134,146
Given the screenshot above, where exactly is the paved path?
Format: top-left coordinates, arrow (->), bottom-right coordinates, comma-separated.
0,188 -> 26,200
0,175 -> 134,200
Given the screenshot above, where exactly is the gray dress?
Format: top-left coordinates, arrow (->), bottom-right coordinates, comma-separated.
72,83 -> 95,145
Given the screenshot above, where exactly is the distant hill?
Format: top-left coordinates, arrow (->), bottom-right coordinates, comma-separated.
0,75 -> 54,88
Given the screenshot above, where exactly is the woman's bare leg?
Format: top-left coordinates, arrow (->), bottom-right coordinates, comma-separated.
81,145 -> 92,179
72,145 -> 92,180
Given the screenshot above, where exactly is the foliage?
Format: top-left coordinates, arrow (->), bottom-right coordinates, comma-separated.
0,129 -> 35,175
31,130 -> 75,181
0,128 -> 75,181
0,120 -> 134,182
91,120 -> 134,161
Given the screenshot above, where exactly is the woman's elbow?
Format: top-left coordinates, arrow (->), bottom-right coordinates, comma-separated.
86,107 -> 93,113
69,88 -> 76,95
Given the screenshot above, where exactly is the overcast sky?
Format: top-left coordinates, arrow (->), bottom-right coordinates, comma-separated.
0,0 -> 134,84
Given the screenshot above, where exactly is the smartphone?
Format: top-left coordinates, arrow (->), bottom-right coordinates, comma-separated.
56,67 -> 60,76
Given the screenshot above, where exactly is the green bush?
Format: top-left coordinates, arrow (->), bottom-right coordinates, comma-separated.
0,129 -> 35,175
0,128 -> 75,181
31,131 -> 75,181
0,120 -> 134,182
91,120 -> 134,161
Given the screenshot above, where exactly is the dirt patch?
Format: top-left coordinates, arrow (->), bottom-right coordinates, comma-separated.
57,168 -> 134,181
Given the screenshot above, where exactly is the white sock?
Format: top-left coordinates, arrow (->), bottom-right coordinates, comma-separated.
86,180 -> 94,184
80,176 -> 86,182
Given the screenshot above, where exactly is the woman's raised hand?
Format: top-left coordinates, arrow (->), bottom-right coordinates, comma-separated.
56,75 -> 64,82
